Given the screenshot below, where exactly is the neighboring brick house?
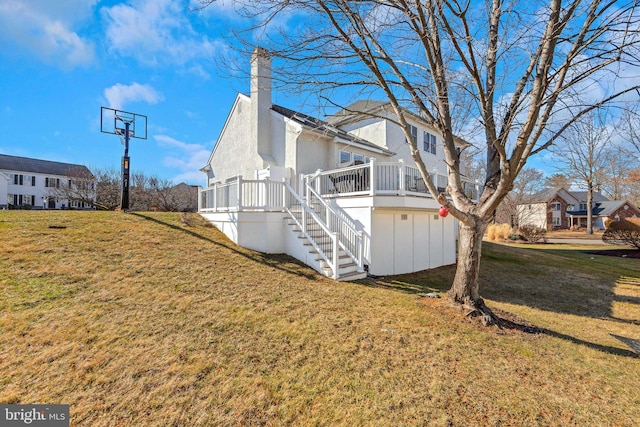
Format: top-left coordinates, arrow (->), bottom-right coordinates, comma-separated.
517,187 -> 640,230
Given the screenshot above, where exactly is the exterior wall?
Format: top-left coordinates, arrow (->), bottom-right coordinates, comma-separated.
208,95 -> 290,185
200,211 -> 286,253
2,171 -> 94,209
518,202 -> 547,229
546,196 -> 570,229
334,196 -> 456,276
0,172 -> 8,208
343,113 -> 451,176
296,130 -> 333,176
608,203 -> 640,223
369,208 -> 456,276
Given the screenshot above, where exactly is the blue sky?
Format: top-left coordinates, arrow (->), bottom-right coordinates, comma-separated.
0,0 -> 286,185
1,1 -> 634,187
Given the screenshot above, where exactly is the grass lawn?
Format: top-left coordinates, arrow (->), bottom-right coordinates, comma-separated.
1,210 -> 639,426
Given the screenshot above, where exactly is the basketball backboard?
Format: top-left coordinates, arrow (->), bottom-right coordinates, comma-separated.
100,107 -> 147,139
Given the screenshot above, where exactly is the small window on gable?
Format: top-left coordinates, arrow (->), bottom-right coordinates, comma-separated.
340,150 -> 351,164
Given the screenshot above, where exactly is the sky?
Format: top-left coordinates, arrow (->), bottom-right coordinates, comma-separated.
0,0 -> 279,186
0,1 -> 636,187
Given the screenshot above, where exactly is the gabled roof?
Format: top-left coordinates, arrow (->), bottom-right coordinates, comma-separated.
568,191 -> 609,203
326,100 -> 389,126
0,154 -> 93,178
523,187 -> 580,204
271,104 -> 395,155
597,200 -> 635,216
325,100 -> 471,147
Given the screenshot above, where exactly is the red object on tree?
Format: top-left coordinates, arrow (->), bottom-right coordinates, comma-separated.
439,206 -> 449,217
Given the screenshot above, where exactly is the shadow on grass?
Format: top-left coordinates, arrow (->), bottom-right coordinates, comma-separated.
131,213 -> 319,281
353,243 -> 640,358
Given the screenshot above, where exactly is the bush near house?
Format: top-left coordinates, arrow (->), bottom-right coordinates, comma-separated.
603,218 -> 640,249
518,224 -> 547,243
487,223 -> 512,241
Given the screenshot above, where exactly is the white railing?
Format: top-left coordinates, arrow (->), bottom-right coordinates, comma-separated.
305,182 -> 364,271
308,159 -> 479,200
284,182 -> 339,278
199,176 -> 286,212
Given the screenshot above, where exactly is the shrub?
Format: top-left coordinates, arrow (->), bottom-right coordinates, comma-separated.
487,224 -> 497,241
498,223 -> 512,240
604,218 -> 614,229
602,219 -> 640,249
486,223 -> 512,241
518,224 -> 547,243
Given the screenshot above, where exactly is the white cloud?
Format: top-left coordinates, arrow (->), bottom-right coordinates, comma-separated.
102,0 -> 221,71
154,134 -> 211,184
0,0 -> 96,68
104,82 -> 163,110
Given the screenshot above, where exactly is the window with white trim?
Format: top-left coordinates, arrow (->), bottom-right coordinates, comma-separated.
551,202 -> 561,211
339,150 -> 351,164
423,131 -> 436,154
406,124 -> 418,145
553,217 -> 561,226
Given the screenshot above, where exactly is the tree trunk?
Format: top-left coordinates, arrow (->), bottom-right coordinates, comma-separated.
586,182 -> 593,235
448,218 -> 487,307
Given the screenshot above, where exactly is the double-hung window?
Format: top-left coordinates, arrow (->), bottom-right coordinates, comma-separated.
424,132 -> 437,154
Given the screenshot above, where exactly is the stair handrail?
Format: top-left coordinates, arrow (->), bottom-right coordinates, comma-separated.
283,182 -> 339,278
306,184 -> 363,270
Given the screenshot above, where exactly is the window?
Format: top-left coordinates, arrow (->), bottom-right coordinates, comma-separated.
551,202 -> 561,211
45,177 -> 60,188
353,154 -> 364,164
553,217 -> 561,226
13,174 -> 23,185
407,124 -> 417,145
424,131 -> 436,154
579,203 -> 588,211
339,150 -> 351,164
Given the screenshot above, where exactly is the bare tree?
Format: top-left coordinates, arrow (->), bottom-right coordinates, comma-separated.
544,173 -> 573,189
198,0 -> 640,323
94,167 -> 121,210
553,110 -> 613,234
47,166 -> 97,209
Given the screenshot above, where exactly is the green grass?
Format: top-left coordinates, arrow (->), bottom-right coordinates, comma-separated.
1,210 -> 639,426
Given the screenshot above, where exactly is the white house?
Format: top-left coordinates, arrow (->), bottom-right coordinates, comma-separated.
199,47 -> 476,280
0,154 -> 96,210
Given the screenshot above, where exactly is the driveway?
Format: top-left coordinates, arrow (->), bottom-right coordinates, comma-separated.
546,238 -> 609,245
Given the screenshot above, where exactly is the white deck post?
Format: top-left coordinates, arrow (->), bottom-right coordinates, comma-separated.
332,232 -> 339,279
369,158 -> 376,196
357,230 -> 364,270
237,175 -> 243,212
398,159 -> 406,196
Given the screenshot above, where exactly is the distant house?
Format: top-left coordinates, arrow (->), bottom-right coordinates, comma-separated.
517,187 -> 640,230
0,154 -> 95,210
198,47 -> 477,280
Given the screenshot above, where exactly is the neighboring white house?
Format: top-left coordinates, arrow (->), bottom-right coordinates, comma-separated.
0,154 -> 96,210
199,47 -> 476,280
517,187 -> 640,230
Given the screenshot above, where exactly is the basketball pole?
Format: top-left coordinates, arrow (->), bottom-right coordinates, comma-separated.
121,121 -> 131,210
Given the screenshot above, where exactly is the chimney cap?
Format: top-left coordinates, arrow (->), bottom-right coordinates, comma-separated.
252,46 -> 270,60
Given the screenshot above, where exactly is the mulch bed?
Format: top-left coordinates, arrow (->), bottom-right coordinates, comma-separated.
586,249 -> 640,259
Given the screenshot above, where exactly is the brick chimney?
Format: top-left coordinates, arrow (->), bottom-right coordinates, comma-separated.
251,47 -> 272,159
